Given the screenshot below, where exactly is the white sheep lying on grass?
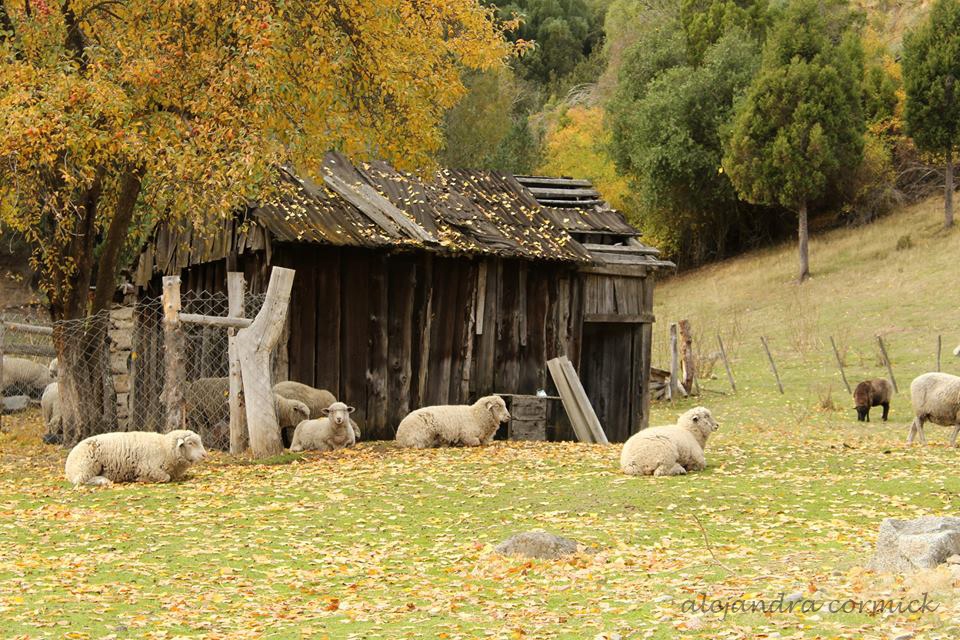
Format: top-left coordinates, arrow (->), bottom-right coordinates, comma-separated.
2,356 -> 53,398
64,430 -> 206,487
907,372 -> 960,446
620,406 -> 719,477
395,395 -> 510,448
289,402 -> 356,452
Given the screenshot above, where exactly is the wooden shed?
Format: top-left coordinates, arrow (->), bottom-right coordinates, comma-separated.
134,153 -> 672,442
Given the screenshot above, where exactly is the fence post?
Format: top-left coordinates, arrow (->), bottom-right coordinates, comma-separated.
678,319 -> 696,394
716,334 -> 736,393
161,276 -> 186,433
227,272 -> 248,454
760,335 -> 784,394
829,336 -> 851,394
937,335 -> 942,372
876,335 -> 898,393
668,323 -> 686,400
0,314 -> 5,432
237,267 -> 295,458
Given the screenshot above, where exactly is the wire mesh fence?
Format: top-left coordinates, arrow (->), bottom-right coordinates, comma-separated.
2,291 -> 272,451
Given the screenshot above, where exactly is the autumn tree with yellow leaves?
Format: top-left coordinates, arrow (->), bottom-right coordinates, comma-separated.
0,0 -> 516,441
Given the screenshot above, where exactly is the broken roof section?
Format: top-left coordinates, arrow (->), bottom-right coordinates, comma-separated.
135,153 -> 673,283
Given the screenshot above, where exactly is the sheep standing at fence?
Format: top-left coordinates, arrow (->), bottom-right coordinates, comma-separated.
41,383 -> 62,443
1,356 -> 53,398
907,373 -> 960,446
289,402 -> 357,452
620,407 -> 719,477
853,378 -> 893,422
395,395 -> 510,448
64,429 -> 207,487
184,377 -> 309,449
273,381 -> 361,439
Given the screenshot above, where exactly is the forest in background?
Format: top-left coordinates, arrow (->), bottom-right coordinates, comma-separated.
447,0 -> 947,269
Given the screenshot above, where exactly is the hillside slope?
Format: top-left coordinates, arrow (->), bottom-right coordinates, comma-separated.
650,195 -> 960,426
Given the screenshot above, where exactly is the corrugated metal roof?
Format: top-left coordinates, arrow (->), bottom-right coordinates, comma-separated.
513,175 -> 639,236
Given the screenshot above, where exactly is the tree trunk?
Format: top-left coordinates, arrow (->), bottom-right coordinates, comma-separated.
237,267 -> 296,459
946,147 -> 955,229
92,166 -> 144,314
798,200 -> 809,282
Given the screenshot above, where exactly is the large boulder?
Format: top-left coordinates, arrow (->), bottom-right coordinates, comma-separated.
868,516 -> 960,573
2,395 -> 31,414
494,530 -> 583,559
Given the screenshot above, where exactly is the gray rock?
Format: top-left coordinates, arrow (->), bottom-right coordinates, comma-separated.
494,530 -> 582,559
868,516 -> 960,573
2,395 -> 30,414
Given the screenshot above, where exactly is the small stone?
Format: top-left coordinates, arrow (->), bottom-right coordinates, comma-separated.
494,530 -> 582,559
652,595 -> 672,603
785,592 -> 804,603
892,633 -> 915,640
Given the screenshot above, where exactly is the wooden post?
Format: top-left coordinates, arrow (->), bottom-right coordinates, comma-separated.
829,336 -> 851,394
237,267 -> 295,458
716,334 -> 736,393
161,276 -> 186,432
876,335 -> 898,393
0,314 -> 5,433
760,336 -> 784,394
227,272 -> 248,454
678,319 -> 695,394
937,335 -> 942,372
668,323 -> 686,400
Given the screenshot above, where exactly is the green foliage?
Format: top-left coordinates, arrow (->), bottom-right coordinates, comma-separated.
680,0 -> 770,63
723,0 -> 865,212
902,0 -> 960,156
494,0 -> 604,83
439,68 -> 521,169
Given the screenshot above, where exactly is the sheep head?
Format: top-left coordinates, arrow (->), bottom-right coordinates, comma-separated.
481,395 -> 511,424
680,406 -> 719,443
170,430 -> 207,463
322,402 -> 355,427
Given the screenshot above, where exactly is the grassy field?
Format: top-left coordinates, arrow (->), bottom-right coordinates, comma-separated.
3,195 -> 960,639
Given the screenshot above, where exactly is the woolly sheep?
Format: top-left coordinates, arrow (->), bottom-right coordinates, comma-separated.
289,402 -> 357,452
853,378 -> 893,422
1,356 -> 53,398
184,377 -> 309,449
273,380 -> 361,440
620,406 -> 719,477
907,373 -> 960,446
395,395 -> 510,449
48,358 -> 58,380
64,429 -> 207,487
41,382 -> 62,443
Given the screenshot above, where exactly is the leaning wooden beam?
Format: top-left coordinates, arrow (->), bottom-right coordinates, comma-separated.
558,356 -> 609,445
4,322 -> 54,336
760,336 -> 784,394
716,334 -> 736,393
547,357 -> 593,443
162,276 -> 186,432
829,336 -> 851,394
227,272 -> 248,455
237,267 -> 296,458
876,335 -> 898,393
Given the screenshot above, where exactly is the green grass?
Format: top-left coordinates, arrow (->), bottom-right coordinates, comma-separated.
3,196 -> 960,639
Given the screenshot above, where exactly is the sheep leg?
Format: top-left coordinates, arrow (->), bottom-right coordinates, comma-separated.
881,402 -> 889,422
686,451 -> 707,472
907,416 -> 925,445
137,469 -> 171,483
951,424 -> 960,448
462,435 -> 482,447
653,463 -> 687,477
78,476 -> 112,488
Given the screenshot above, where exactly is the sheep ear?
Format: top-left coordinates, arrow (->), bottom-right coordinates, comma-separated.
176,437 -> 185,448
321,408 -> 330,416
347,406 -> 355,414
692,415 -> 699,422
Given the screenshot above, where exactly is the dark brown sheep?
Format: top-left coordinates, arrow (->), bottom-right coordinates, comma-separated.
853,379 -> 893,422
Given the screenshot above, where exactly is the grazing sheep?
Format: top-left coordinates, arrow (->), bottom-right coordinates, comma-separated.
64,429 -> 206,487
41,382 -> 62,443
289,402 -> 357,452
853,378 -> 893,422
1,356 -> 53,398
273,380 -> 361,440
395,395 -> 510,449
620,406 -> 719,477
183,377 -> 309,449
907,373 -> 960,446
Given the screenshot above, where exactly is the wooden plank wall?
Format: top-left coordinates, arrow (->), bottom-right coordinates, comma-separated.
166,246 -> 656,442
